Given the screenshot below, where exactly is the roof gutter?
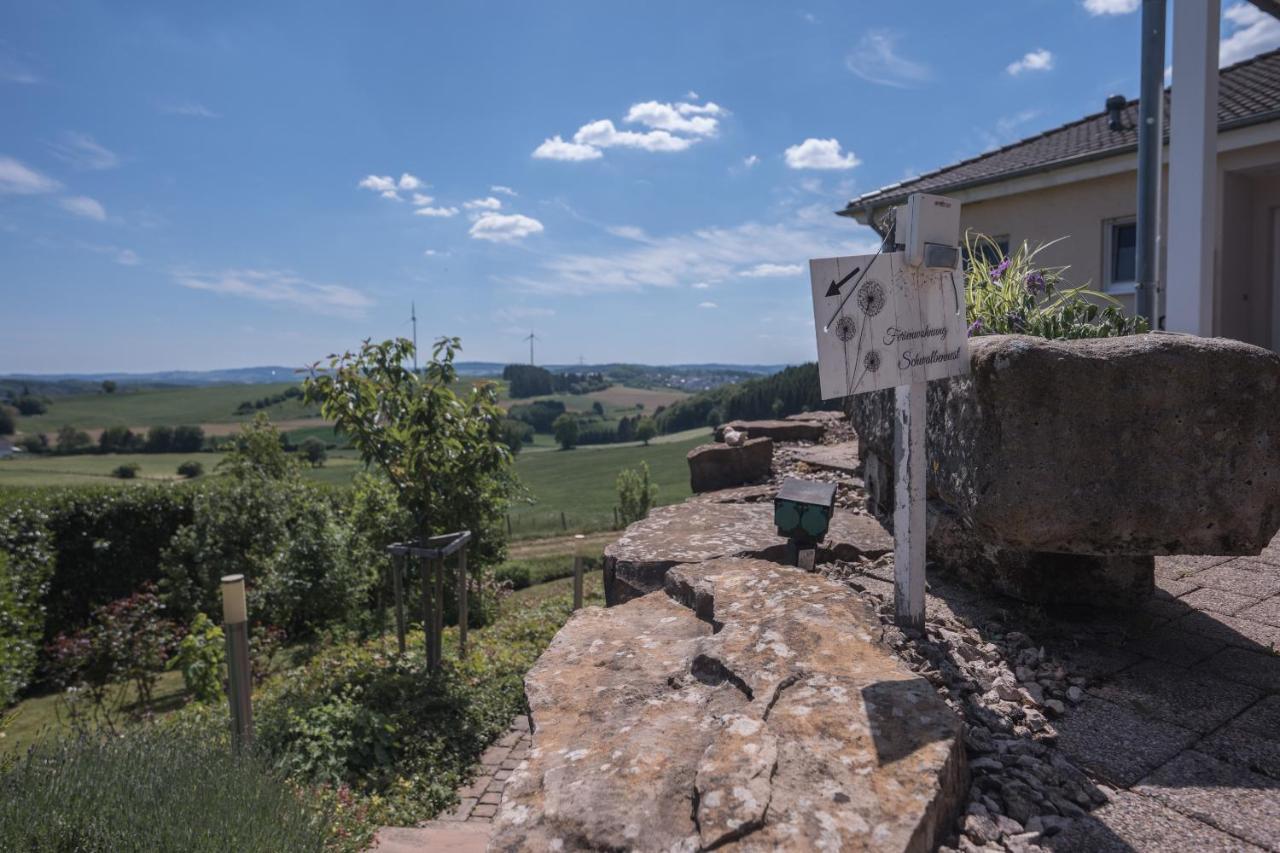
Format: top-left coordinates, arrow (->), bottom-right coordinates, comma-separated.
838,107 -> 1280,222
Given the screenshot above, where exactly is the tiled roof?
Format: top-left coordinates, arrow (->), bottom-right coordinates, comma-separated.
839,47 -> 1280,218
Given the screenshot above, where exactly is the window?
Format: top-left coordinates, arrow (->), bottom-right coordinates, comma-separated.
1104,218 -> 1137,292
962,233 -> 1010,272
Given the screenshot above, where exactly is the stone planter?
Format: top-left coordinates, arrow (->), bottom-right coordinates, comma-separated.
849,333 -> 1280,606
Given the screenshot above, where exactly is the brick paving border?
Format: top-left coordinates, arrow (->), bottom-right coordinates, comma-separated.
437,715 -> 531,824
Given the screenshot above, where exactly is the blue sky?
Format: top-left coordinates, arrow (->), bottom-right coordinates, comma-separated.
3,0 -> 1278,373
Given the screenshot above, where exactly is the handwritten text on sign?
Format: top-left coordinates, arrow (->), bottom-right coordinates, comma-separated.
809,251 -> 969,400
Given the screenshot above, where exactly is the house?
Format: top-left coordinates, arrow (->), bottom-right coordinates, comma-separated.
839,45 -> 1280,352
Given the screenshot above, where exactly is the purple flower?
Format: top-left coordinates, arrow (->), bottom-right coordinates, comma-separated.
1025,270 -> 1047,295
991,259 -> 1010,281
967,318 -> 984,337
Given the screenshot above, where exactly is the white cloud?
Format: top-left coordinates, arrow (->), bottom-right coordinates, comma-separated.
624,100 -> 724,135
160,101 -> 221,119
1221,3 -> 1280,67
115,248 -> 139,265
608,225 -> 649,241
698,301 -> 718,309
50,132 -> 119,170
175,268 -> 372,316
532,135 -> 604,161
414,205 -> 459,218
573,119 -> 694,152
846,31 -> 930,88
510,216 -> 875,296
534,97 -> 725,162
60,195 -> 106,221
491,185 -> 517,196
0,155 -> 60,194
1082,0 -> 1138,15
469,212 -> 544,242
1006,49 -> 1054,76
398,173 -> 424,190
411,192 -> 435,206
359,175 -> 397,193
691,281 -> 712,290
739,262 -> 803,278
423,249 -> 450,257
743,154 -> 760,168
784,138 -> 860,170
464,196 -> 503,211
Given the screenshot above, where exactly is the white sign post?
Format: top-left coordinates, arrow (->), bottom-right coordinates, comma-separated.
809,243 -> 968,631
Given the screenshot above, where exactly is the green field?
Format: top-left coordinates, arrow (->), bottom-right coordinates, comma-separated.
0,430 -> 708,538
506,432 -> 704,536
14,382 -> 318,433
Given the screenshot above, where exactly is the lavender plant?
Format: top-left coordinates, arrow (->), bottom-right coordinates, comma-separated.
964,233 -> 1148,340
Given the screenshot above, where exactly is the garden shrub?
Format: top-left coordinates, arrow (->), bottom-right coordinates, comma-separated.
492,562 -> 532,589
0,726 -> 331,852
965,234 -> 1148,339
111,463 -> 140,479
254,589 -> 576,828
176,460 -> 203,478
0,551 -> 38,707
617,461 -> 658,526
174,612 -> 224,704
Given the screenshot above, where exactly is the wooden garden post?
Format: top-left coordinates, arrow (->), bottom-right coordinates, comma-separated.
221,574 -> 254,752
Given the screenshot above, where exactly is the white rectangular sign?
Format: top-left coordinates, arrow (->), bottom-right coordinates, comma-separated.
809,250 -> 969,400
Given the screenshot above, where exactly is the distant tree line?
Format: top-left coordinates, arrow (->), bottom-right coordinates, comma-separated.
15,424 -> 208,456
501,365 -> 611,399
654,363 -> 839,434
234,385 -> 303,415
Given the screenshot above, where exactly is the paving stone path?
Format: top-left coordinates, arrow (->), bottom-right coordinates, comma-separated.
367,716 -> 529,851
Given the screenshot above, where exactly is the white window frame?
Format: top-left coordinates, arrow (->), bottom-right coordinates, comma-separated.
1103,216 -> 1137,295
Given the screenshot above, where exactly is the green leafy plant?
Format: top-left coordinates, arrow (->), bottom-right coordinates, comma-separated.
175,612 -> 225,704
111,463 -> 140,480
176,460 -> 203,478
964,233 -> 1148,339
617,461 -> 658,526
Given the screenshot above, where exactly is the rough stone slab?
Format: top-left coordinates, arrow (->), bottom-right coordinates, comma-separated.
1136,750 -> 1280,850
1179,586 -> 1260,617
1055,696 -> 1199,787
715,419 -> 825,443
785,409 -> 846,423
850,333 -> 1280,556
491,558 -> 966,852
1087,659 -> 1261,735
687,437 -> 773,494
603,501 -> 892,606
1199,696 -> 1280,779
686,483 -> 777,504
1045,789 -> 1264,852
793,440 -> 861,475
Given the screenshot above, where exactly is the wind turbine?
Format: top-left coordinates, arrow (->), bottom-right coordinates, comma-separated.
524,331 -> 540,366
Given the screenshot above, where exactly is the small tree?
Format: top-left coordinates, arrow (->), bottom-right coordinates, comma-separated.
553,413 -> 579,450
0,406 -> 14,436
299,437 -> 327,468
171,425 -> 205,453
617,461 -> 658,526
219,414 -> 295,480
99,426 -> 137,453
101,380 -> 117,394
15,396 -> 46,416
303,336 -> 513,565
55,425 -> 92,454
111,463 -> 140,479
635,418 -> 656,446
591,401 -> 605,417
145,425 -> 174,453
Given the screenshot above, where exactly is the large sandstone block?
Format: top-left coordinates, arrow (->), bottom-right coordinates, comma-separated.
851,333 -> 1280,556
687,437 -> 772,493
490,558 -> 965,852
714,419 -> 826,443
603,501 -> 893,605
785,409 -> 846,423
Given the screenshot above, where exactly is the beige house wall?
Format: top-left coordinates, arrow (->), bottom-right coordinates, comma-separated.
945,133 -> 1280,348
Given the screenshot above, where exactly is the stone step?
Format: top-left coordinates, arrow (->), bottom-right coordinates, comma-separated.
368,822 -> 492,853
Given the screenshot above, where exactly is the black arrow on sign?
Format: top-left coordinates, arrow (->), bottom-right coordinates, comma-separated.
825,266 -> 860,298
